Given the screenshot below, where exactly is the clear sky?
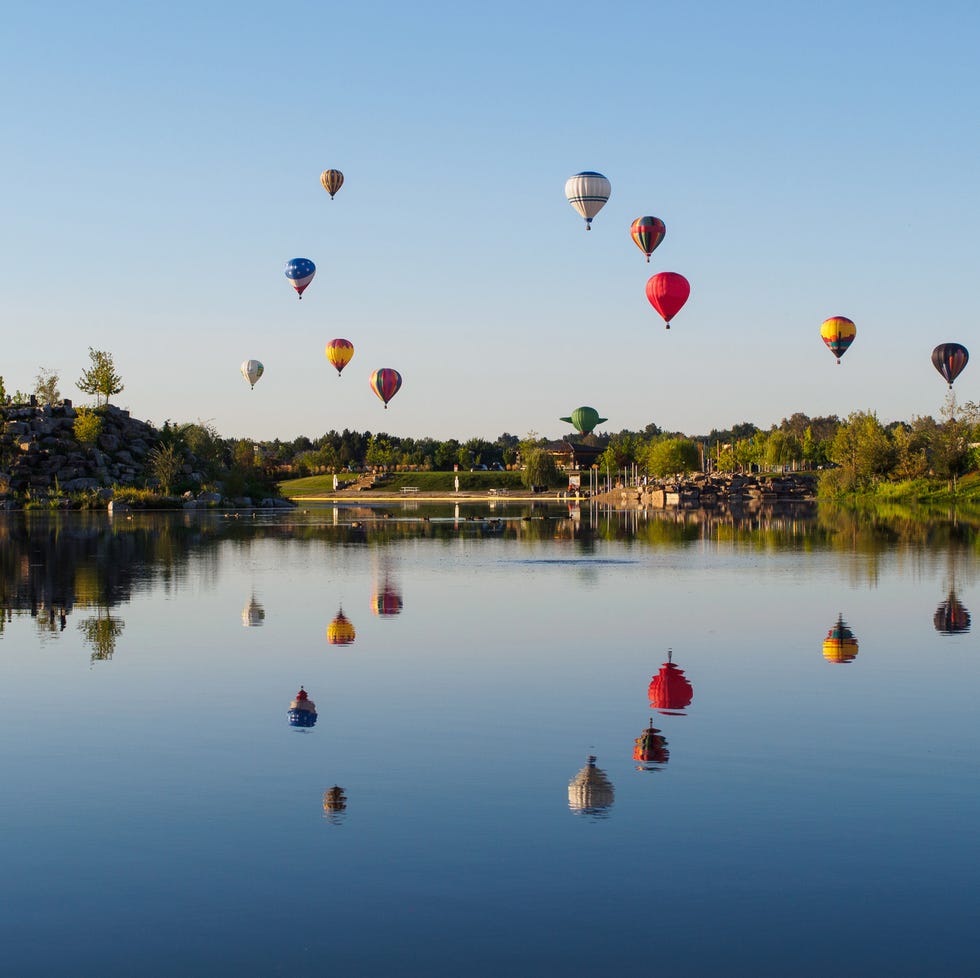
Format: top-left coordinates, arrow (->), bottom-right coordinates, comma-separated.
3,1 -> 978,442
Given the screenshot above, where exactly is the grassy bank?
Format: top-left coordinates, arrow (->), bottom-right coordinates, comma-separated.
280,470 -> 528,497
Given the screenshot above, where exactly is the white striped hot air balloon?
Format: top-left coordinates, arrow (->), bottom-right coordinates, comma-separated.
564,171 -> 611,230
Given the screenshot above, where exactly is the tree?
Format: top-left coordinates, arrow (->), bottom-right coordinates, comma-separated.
76,348 -> 124,406
827,411 -> 895,490
521,448 -> 559,489
646,438 -> 700,477
34,367 -> 61,405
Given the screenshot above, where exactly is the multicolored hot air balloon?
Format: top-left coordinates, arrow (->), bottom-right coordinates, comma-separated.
284,258 -> 316,299
327,608 -> 356,646
648,650 -> 694,715
823,614 -> 859,664
564,171 -> 611,230
568,756 -> 614,817
932,343 -> 969,389
325,338 -> 355,377
645,272 -> 690,329
633,719 -> 669,771
630,216 -> 666,262
287,686 -> 317,728
241,359 -> 264,389
370,368 -> 402,409
820,316 -> 857,364
320,169 -> 344,199
559,406 -> 608,436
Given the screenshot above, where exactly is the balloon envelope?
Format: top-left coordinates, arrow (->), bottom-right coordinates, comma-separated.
630,216 -> 666,262
326,338 -> 355,376
823,614 -> 859,664
559,406 -> 608,435
564,171 -> 611,229
241,359 -> 264,389
820,316 -> 857,364
932,343 -> 969,388
370,368 -> 402,408
648,652 -> 694,714
284,258 -> 316,298
320,169 -> 344,198
327,610 -> 356,646
645,272 -> 690,328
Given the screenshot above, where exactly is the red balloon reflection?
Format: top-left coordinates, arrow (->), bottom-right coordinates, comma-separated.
648,650 -> 694,715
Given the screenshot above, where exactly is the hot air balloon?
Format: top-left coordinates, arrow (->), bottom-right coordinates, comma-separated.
284,258 -> 316,299
645,272 -> 690,329
326,338 -> 355,377
630,216 -> 666,262
820,316 -> 857,364
241,359 -> 264,389
648,650 -> 694,715
320,169 -> 344,199
287,686 -> 317,728
559,406 -> 608,436
564,171 -> 611,230
370,368 -> 402,409
327,608 -> 356,646
932,343 -> 969,389
934,591 -> 971,635
822,614 -> 858,664
633,719 -> 669,771
568,756 -> 614,817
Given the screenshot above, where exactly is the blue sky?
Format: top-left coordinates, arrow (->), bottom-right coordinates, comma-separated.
3,1 -> 979,441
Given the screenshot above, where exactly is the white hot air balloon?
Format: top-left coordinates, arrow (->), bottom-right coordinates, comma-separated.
564,171 -> 611,230
241,359 -> 264,389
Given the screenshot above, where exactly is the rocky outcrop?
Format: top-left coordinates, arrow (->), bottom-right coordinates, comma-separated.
609,472 -> 817,510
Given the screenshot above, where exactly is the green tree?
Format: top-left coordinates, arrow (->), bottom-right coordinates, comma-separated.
521,448 -> 560,489
34,367 -> 61,405
827,411 -> 896,490
646,438 -> 700,477
764,430 -> 802,470
76,348 -> 124,406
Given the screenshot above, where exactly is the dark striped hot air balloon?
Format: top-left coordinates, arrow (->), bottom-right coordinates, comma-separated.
630,216 -> 666,262
931,343 -> 969,389
320,169 -> 344,199
820,316 -> 857,364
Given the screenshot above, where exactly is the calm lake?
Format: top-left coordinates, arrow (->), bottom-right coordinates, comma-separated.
1,503 -> 977,977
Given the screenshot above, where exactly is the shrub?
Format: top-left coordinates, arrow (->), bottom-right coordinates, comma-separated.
73,407 -> 104,446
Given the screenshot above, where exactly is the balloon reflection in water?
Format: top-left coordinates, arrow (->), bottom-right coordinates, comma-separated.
648,650 -> 694,715
633,719 -> 669,772
322,786 -> 348,824
934,592 -> 971,635
241,596 -> 265,627
372,581 -> 403,616
823,614 -> 859,664
326,608 -> 356,646
287,687 -> 317,729
568,756 -> 615,818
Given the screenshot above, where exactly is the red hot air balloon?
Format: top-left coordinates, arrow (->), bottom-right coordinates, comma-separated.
370,368 -> 402,409
645,272 -> 690,329
630,216 -> 666,262
931,343 -> 969,389
648,650 -> 694,715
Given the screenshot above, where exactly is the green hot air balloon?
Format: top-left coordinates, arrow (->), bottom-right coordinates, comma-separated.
560,406 -> 608,435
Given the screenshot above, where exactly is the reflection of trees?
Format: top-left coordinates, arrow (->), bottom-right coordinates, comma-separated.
79,609 -> 125,661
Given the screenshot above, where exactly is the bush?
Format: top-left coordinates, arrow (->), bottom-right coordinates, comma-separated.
73,407 -> 104,446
